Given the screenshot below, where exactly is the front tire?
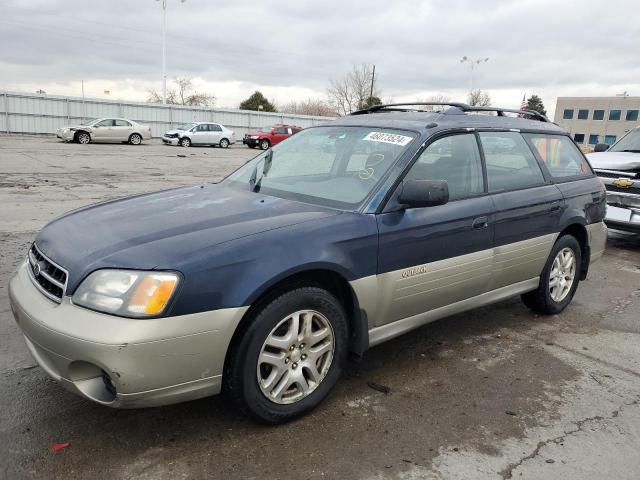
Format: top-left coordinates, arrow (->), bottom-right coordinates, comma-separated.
76,132 -> 91,144
180,137 -> 191,147
521,235 -> 582,314
219,138 -> 230,149
224,287 -> 348,424
128,133 -> 142,145
260,139 -> 270,150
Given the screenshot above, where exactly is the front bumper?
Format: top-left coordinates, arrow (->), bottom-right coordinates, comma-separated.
56,130 -> 74,141
162,136 -> 180,146
243,138 -> 260,147
8,262 -> 247,408
605,202 -> 640,233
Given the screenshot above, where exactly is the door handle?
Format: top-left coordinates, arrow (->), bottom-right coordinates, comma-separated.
472,216 -> 489,229
548,201 -> 561,213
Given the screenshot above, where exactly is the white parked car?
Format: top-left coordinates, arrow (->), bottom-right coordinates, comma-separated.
162,122 -> 236,148
56,118 -> 152,145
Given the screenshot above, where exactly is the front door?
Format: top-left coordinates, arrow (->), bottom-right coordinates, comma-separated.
92,119 -> 115,140
375,132 -> 494,327
477,131 -> 563,290
190,124 -> 212,144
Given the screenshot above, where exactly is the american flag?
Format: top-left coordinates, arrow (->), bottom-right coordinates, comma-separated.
519,93 -> 526,115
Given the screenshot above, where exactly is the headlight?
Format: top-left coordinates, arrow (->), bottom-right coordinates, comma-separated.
72,270 -> 180,318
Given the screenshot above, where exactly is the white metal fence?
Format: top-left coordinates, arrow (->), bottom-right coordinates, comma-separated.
0,91 -> 334,138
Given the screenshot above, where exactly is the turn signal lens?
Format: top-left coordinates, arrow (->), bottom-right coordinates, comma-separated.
128,274 -> 179,315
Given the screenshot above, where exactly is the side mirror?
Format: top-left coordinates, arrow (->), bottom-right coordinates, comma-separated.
398,180 -> 449,208
594,143 -> 610,152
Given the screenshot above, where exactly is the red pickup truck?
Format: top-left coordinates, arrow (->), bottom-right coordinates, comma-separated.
243,124 -> 302,150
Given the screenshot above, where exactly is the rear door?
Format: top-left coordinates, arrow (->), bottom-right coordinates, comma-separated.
375,132 -> 494,327
478,131 -> 563,290
209,123 -> 224,144
113,119 -> 133,141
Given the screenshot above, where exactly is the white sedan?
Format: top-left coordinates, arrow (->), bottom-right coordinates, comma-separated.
56,118 -> 152,145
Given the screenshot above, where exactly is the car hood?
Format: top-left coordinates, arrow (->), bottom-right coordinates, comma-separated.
587,151 -> 640,171
35,184 -> 340,291
163,129 -> 185,136
58,124 -> 93,130
245,130 -> 264,136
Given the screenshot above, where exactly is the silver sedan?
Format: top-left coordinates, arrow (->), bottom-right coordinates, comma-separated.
56,118 -> 152,145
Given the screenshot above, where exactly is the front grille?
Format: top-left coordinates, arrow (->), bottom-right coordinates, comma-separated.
606,184 -> 640,195
164,133 -> 178,138
27,244 -> 68,303
596,170 -> 639,179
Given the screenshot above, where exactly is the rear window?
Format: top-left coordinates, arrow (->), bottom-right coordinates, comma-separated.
525,134 -> 592,178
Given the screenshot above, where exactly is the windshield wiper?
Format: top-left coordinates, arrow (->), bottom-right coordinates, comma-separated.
621,149 -> 640,153
249,149 -> 273,192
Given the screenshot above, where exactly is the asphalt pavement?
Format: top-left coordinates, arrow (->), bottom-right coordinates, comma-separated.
1,135 -> 639,480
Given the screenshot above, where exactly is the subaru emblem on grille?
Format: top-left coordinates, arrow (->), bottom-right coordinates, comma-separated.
33,262 -> 42,276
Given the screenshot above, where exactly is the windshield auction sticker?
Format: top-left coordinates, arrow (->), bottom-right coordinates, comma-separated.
363,132 -> 413,146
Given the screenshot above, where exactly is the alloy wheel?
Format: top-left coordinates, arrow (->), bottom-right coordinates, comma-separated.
549,247 -> 576,302
257,310 -> 334,404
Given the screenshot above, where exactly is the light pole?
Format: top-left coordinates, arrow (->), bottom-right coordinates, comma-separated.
157,0 -> 186,104
460,56 -> 489,92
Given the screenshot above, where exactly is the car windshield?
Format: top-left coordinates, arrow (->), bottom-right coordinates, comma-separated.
609,129 -> 640,153
260,127 -> 273,133
80,118 -> 97,126
177,123 -> 196,131
226,126 -> 417,209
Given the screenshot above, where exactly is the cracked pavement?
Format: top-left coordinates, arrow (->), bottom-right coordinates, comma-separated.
1,136 -> 640,479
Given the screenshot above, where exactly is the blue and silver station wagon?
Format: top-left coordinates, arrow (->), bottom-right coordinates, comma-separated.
9,103 -> 608,423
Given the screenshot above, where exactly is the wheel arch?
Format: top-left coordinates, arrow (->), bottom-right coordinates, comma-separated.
128,132 -> 143,143
557,221 -> 589,280
223,267 -> 369,376
73,129 -> 91,142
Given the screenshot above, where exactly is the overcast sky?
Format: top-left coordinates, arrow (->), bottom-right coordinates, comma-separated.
1,0 -> 638,117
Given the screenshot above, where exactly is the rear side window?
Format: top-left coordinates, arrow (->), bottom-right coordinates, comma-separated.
479,132 -> 545,192
525,134 -> 592,178
405,133 -> 484,200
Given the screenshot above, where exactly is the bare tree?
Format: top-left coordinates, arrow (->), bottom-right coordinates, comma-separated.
327,64 -> 379,115
279,98 -> 338,117
147,77 -> 215,107
467,89 -> 491,107
411,94 -> 453,111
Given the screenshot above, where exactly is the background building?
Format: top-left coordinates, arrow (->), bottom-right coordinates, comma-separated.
554,96 -> 640,149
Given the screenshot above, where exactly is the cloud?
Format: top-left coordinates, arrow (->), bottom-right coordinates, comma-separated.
0,0 -> 638,115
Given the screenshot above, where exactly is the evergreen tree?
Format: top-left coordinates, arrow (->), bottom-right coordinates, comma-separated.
525,94 -> 547,116
239,91 -> 277,112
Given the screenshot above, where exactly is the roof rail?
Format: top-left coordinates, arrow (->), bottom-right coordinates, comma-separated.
348,102 -> 550,122
464,106 -> 550,122
349,102 -> 470,115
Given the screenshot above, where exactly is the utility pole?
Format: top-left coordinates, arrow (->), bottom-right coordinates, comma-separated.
369,64 -> 376,101
157,0 -> 187,105
161,0 -> 167,104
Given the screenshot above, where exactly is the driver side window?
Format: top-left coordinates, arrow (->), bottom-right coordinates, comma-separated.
404,133 -> 484,201
96,119 -> 115,127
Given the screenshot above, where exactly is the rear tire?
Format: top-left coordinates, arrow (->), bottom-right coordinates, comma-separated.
219,138 -> 230,149
224,287 -> 348,424
521,235 -> 582,314
180,137 -> 191,147
128,133 -> 142,145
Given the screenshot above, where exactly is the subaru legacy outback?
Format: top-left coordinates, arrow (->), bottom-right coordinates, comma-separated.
9,103 -> 607,423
